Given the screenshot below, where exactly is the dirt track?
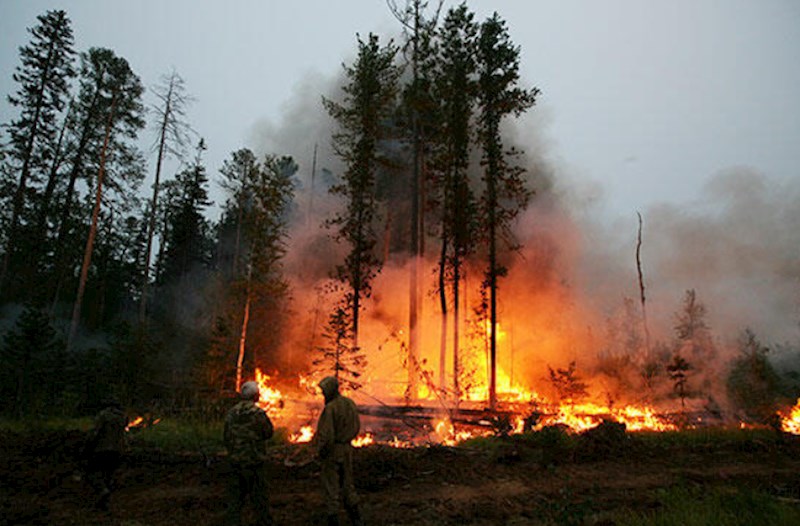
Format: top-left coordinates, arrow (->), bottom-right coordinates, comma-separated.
2,428 -> 800,525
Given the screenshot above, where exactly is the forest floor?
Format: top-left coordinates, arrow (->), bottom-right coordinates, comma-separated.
2,424 -> 800,526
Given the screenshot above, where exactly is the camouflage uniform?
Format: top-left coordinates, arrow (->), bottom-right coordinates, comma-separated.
316,377 -> 362,526
85,402 -> 127,510
224,397 -> 274,526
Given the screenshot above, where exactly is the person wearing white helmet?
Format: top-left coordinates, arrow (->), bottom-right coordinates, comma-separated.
224,380 -> 275,526
315,375 -> 363,526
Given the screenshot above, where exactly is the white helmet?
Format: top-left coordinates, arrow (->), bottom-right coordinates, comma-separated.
241,381 -> 260,400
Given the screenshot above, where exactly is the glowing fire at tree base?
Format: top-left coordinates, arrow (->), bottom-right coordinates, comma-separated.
249,368 -> 800,447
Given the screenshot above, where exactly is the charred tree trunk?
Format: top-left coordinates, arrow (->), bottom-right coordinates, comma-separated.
438,236 -> 448,391
307,143 -> 317,227
636,212 -> 652,355
487,150 -> 499,411
453,257 -> 462,402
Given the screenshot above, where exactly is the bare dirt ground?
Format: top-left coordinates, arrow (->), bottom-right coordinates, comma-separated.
2,426 -> 800,526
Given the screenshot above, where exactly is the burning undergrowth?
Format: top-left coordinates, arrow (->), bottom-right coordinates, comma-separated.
231,52 -> 800,448
240,165 -> 800,445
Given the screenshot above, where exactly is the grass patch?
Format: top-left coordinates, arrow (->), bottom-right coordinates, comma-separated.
0,416 -> 93,433
613,485 -> 800,526
129,418 -> 294,453
1,416 -> 295,454
129,418 -> 225,452
630,427 -> 780,451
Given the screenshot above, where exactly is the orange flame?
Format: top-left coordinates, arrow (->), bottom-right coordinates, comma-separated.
254,369 -> 285,419
125,415 -> 160,432
351,433 -> 375,447
289,425 -> 314,443
780,398 -> 800,434
126,416 -> 144,432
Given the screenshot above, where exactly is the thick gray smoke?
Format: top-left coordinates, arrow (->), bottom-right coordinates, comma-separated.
567,166 -> 800,345
245,63 -> 799,406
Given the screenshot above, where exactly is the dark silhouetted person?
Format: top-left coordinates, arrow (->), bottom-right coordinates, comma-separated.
85,396 -> 127,511
224,380 -> 275,526
315,376 -> 363,526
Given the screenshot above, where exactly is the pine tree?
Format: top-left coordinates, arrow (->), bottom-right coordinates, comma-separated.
218,148 -> 260,277
217,149 -> 297,391
1,10 -> 76,298
322,33 -> 401,364
67,48 -> 145,349
313,301 -> 367,390
674,289 -> 716,360
548,361 -> 589,405
726,329 -> 781,424
432,3 -> 479,397
475,13 -> 539,409
27,100 -> 74,298
667,354 -> 692,410
388,0 -> 443,400
51,48 -> 146,311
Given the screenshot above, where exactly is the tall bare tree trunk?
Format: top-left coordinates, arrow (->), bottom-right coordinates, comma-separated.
408,138 -> 421,401
487,158 -> 498,411
405,0 -> 424,403
139,86 -> 173,324
636,212 -> 652,355
438,237 -> 448,391
453,260 -> 461,403
307,143 -> 317,227
235,262 -> 253,393
67,92 -> 116,350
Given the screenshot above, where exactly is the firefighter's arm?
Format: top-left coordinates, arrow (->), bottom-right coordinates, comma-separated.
315,407 -> 334,459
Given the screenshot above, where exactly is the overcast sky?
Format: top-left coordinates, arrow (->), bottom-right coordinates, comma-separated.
1,0 -> 798,218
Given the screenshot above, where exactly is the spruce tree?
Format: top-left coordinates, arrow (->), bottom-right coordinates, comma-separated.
322,33 -> 401,368
160,139 -> 211,283
674,288 -> 716,360
0,305 -> 61,416
1,10 -> 76,298
726,329 -> 781,424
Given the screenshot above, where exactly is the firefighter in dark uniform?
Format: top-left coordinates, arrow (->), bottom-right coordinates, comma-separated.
85,396 -> 127,511
224,380 -> 275,526
315,376 -> 364,526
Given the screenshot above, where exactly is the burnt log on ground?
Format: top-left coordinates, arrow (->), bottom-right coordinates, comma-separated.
356,403 -> 518,428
